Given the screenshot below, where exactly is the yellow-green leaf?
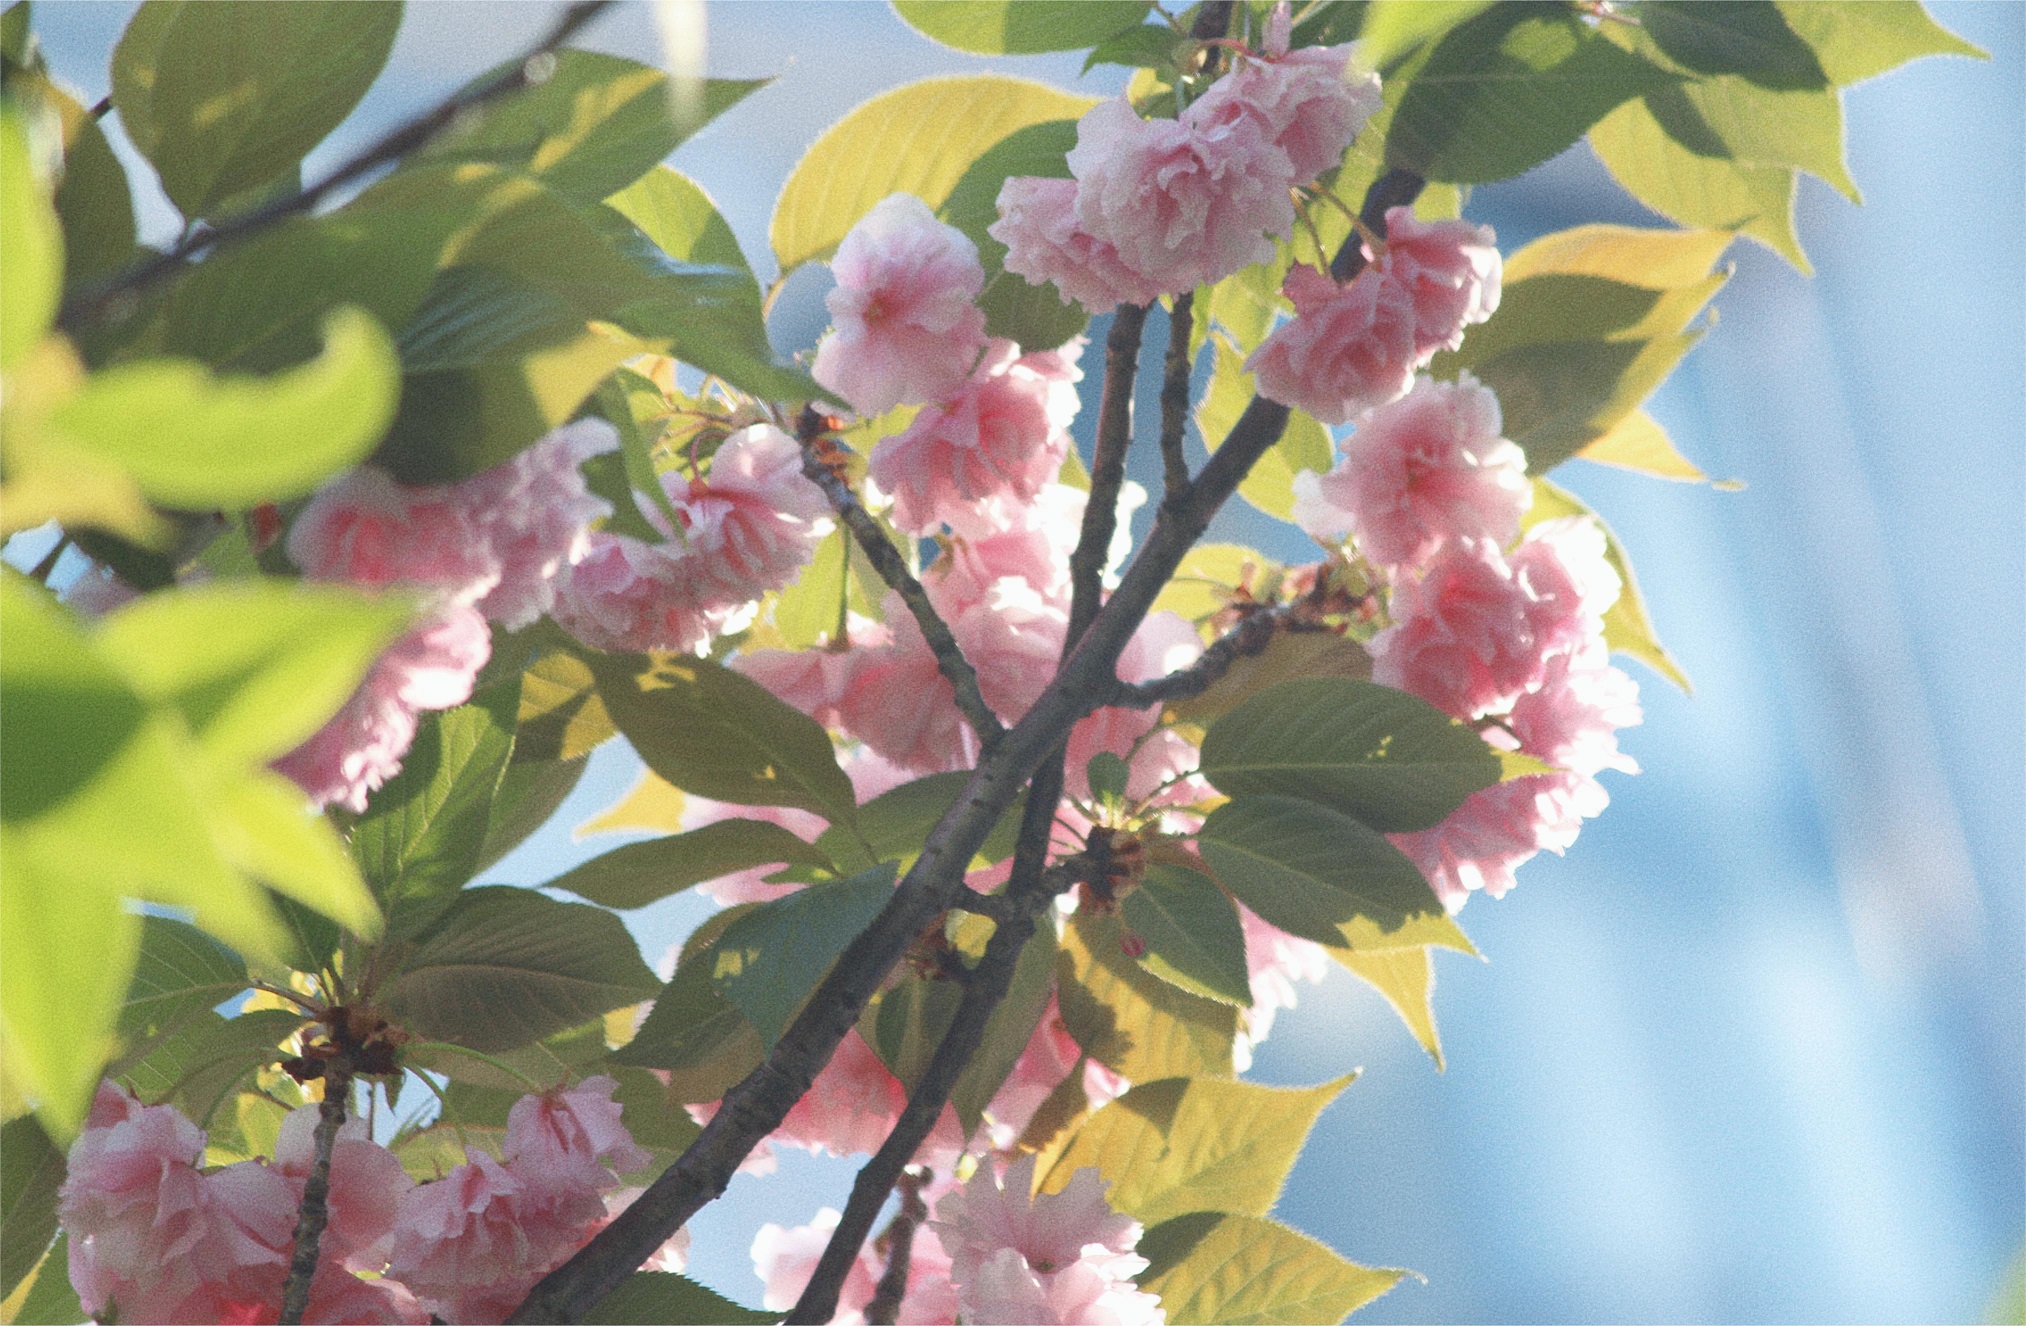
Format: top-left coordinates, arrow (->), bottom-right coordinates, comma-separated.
0,107 -> 60,374
1057,912 -> 1236,1082
1332,944 -> 1443,1068
1138,1211 -> 1407,1325
1774,1 -> 1985,85
1197,336 -> 1333,520
1576,408 -> 1707,483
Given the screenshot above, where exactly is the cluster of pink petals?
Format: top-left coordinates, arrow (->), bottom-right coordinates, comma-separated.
1373,519 -> 1641,909
276,421 -> 618,811
1251,206 -> 1502,425
1235,903 -> 1329,1069
870,339 -> 1084,534
753,1205 -> 961,1326
1292,372 -> 1531,569
813,194 -> 989,416
930,1155 -> 1163,1326
554,423 -> 831,654
994,18 -> 1377,313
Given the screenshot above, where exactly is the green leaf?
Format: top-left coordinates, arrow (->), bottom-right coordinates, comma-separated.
474,753 -> 588,877
13,71 -> 139,292
48,307 -> 401,508
1774,1 -> 1985,85
93,580 -> 411,770
768,528 -> 850,649
590,650 -> 859,828
119,1007 -> 305,1126
1,1 -> 32,69
1199,678 -> 1500,832
1589,97 -> 1808,271
1636,1 -> 1828,88
580,1272 -> 775,1325
1168,631 -> 1373,732
1058,911 -> 1236,1082
1196,795 -> 1470,953
110,0 -> 400,217
1526,476 -> 1689,691
12,1234 -> 86,1326
0,107 -> 59,374
1358,1 -> 1496,69
893,0 -> 1152,54
1122,865 -> 1253,1007
813,770 -> 1024,877
351,683 -> 519,938
1196,336 -> 1333,520
711,864 -> 896,1046
1,1114 -> 63,1299
771,74 -> 1098,271
117,915 -> 248,1044
381,886 -> 659,1053
866,968 -> 963,1093
951,920 -> 1057,1135
1045,1075 -> 1351,1223
606,166 -> 753,273
939,119 -> 1090,351
517,649 -> 617,762
1084,23 -> 1189,73
612,906 -> 763,1102
549,818 -> 836,910
419,51 -> 764,204
1659,76 -> 1858,202
1152,542 -> 1266,627
1137,1211 -> 1406,1325
406,1017 -> 611,1094
1333,943 -> 1444,1067
1385,4 -> 1675,184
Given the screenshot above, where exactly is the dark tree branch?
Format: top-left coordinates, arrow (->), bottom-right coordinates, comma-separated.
794,407 -> 1005,750
276,1067 -> 352,1324
1110,605 -> 1291,708
57,0 -> 617,332
506,172 -> 1423,1326
1159,293 -> 1196,502
1068,302 -> 1150,643
1330,167 -> 1427,283
863,1172 -> 929,1326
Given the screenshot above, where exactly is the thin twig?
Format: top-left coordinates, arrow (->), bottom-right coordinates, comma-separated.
1068,302 -> 1150,643
1109,605 -> 1292,708
504,174 -> 1423,1326
793,407 -> 1005,751
277,1066 -> 352,1324
1159,293 -> 1196,503
57,0 -> 617,333
863,1172 -> 929,1326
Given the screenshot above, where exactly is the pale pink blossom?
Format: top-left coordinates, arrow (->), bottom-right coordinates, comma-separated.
930,1155 -> 1162,1326
1378,206 -> 1502,357
1391,770 -> 1609,909
871,339 -> 1085,534
503,1075 -> 652,1204
942,482 -> 1083,599
553,532 -> 713,655
272,603 -> 491,812
386,1150 -> 582,1324
298,1269 -> 429,1324
736,635 -> 883,731
274,1108 -> 413,1273
1248,265 -> 1419,426
991,176 -> 1167,314
1510,515 -> 1622,657
1188,39 -> 1380,184
753,1205 -> 960,1325
1370,539 -> 1543,719
813,194 -> 989,415
836,623 -> 979,774
1236,904 -> 1327,1068
1291,373 -> 1530,570
287,466 -> 501,605
459,419 -> 618,630
1068,97 -> 1295,298
1508,647 -> 1642,779
664,423 -> 832,606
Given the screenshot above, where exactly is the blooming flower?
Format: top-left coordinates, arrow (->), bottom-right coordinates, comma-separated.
502,1075 -> 653,1210
458,418 -> 618,631
552,531 -> 713,655
1248,264 -> 1419,426
1188,36 -> 1379,184
1377,206 -> 1502,358
813,193 -> 989,415
1369,539 -> 1543,720
664,423 -> 833,607
991,176 -> 1167,314
753,1205 -> 961,1325
386,1150 -> 580,1324
286,466 -> 501,606
1291,373 -> 1530,570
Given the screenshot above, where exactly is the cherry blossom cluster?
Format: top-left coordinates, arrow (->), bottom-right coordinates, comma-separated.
992,14 -> 1381,311
276,420 -> 618,812
57,1076 -> 677,1325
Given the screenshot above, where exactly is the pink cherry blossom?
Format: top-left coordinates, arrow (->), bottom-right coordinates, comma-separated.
991,175 -> 1167,314
753,1205 -> 961,1325
287,465 -> 501,605
552,531 -> 714,655
274,1108 -> 413,1273
1248,264 -> 1419,426
1236,904 -> 1327,1068
386,1150 -> 582,1324
272,602 -> 492,813
1508,647 -> 1642,779
871,339 -> 1084,534
813,193 -> 989,415
736,635 -> 882,731
1291,373 -> 1530,570
1510,515 -> 1622,657
61,1083 -> 209,1319
1188,39 -> 1380,184
1378,206 -> 1502,357
664,423 -> 832,606
929,1155 -> 1162,1326
1391,770 -> 1609,909
503,1075 -> 653,1205
1068,97 -> 1295,298
1369,539 -> 1543,720
459,419 -> 618,630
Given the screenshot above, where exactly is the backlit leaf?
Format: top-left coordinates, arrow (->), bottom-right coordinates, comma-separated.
549,819 -> 835,910
0,108 -> 60,373
614,908 -> 765,1103
117,916 -> 247,1045
1,1115 -> 63,1299
1333,944 -> 1444,1067
1121,865 -> 1253,1007
1577,408 -> 1707,482
711,864 -> 896,1046
1774,1 -> 1985,85
951,920 -> 1057,1136
1138,1211 -> 1406,1325
892,1 -> 1152,55
1057,912 -> 1236,1082
1197,336 -> 1332,520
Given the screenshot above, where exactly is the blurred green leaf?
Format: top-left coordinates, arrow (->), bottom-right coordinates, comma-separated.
111,0 -> 399,217
866,966 -> 963,1092
712,863 -> 896,1046
1,1114 -> 63,1299
11,1234 -> 85,1326
1058,911 -> 1236,1082
1197,795 -> 1470,953
1774,0 -> 1985,84
7,71 -> 138,292
1122,864 -> 1252,1007
517,649 -> 616,762
1137,1211 -> 1406,1325
0,107 -> 59,373
382,886 -> 658,1053
1199,678 -> 1499,832
580,1273 -> 775,1326
549,818 -> 834,910
120,1007 -> 304,1127
894,0 -> 1152,54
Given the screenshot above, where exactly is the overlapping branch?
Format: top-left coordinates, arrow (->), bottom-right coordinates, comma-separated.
1159,293 -> 1196,501
793,407 -> 1005,751
1111,604 -> 1292,708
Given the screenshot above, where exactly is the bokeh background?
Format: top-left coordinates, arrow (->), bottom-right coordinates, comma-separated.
20,3 -> 2023,1321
